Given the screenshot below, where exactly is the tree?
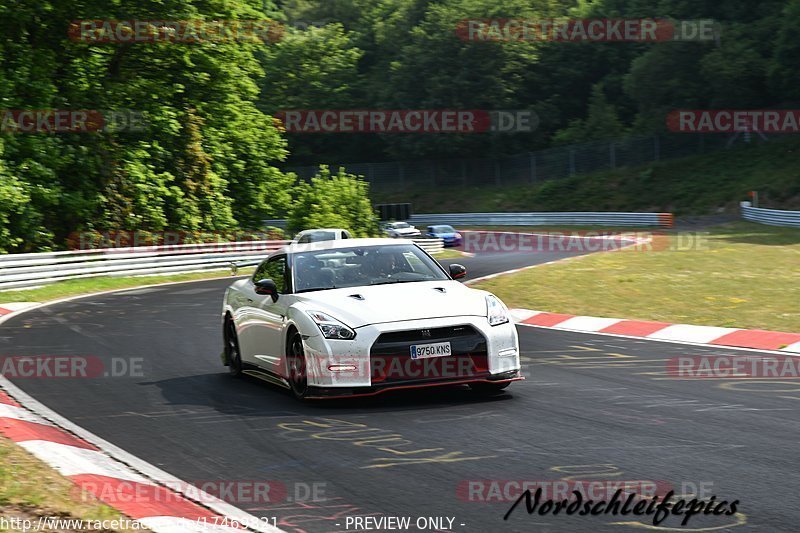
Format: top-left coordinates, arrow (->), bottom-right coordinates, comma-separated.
553,83 -> 627,144
287,166 -> 379,236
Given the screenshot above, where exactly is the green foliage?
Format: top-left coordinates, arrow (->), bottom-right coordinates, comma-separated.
287,166 -> 379,236
0,0 -> 289,252
269,0 -> 798,163
1,0 -> 799,252
553,83 -> 627,144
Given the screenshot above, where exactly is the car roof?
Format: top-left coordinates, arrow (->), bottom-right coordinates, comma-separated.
295,228 -> 344,235
279,237 -> 414,254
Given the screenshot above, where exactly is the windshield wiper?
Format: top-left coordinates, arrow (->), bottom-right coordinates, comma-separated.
369,279 -> 429,286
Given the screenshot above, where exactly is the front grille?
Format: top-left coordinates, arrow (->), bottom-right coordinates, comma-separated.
370,326 -> 489,385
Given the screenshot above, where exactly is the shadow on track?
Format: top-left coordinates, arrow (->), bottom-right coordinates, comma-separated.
142,372 -> 517,417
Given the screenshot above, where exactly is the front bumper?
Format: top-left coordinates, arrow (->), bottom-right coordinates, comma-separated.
304,370 -> 523,399
300,315 -> 521,394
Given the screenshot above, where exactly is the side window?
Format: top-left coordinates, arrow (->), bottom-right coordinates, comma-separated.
253,256 -> 287,293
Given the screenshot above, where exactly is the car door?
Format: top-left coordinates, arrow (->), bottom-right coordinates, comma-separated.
239,255 -> 291,372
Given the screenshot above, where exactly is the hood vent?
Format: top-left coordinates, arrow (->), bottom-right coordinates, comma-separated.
348,294 -> 365,300
433,287 -> 446,293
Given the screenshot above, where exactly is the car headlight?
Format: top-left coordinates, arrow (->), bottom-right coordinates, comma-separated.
454,233 -> 462,239
486,295 -> 510,326
306,310 -> 356,340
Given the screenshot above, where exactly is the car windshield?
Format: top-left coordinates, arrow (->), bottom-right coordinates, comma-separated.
297,231 -> 336,243
292,244 -> 448,293
433,225 -> 455,233
392,222 -> 410,229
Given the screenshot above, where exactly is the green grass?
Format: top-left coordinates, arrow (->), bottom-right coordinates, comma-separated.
374,138 -> 800,215
434,248 -> 470,260
0,268 -> 254,304
474,222 -> 800,332
0,437 -> 135,532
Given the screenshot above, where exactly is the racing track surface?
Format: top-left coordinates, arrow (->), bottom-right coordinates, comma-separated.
2,248 -> 798,532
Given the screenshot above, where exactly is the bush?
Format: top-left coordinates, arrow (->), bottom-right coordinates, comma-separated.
287,166 -> 379,237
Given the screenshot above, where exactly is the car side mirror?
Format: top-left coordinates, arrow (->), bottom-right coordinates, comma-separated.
254,279 -> 279,302
449,264 -> 467,280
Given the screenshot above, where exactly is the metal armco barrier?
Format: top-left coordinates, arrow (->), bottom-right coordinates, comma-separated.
741,206 -> 800,228
263,212 -> 674,229
0,238 -> 444,291
409,212 -> 674,228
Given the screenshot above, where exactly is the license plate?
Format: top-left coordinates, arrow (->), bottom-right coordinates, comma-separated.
410,341 -> 452,359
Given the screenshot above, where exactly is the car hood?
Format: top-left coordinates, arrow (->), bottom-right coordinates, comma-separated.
393,227 -> 419,234
293,281 -> 487,328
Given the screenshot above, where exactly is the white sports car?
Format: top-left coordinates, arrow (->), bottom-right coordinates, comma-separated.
383,221 -> 421,238
222,238 -> 522,400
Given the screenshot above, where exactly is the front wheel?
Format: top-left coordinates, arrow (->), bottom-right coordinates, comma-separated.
287,331 -> 308,400
224,319 -> 243,378
469,382 -> 510,395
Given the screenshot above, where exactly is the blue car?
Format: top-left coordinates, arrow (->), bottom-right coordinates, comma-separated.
426,225 -> 463,247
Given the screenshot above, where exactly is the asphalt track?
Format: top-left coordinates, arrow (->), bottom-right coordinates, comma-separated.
2,248 -> 798,532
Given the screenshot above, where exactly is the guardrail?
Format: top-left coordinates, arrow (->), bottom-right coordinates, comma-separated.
0,238 -> 444,291
264,212 -> 674,230
741,205 -> 800,228
409,212 -> 674,228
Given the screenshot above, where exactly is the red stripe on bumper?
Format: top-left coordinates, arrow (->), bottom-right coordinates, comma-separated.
306,376 -> 524,400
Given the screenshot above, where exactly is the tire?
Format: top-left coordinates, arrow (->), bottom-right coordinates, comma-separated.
224,318 -> 243,378
469,382 -> 510,394
287,331 -> 308,400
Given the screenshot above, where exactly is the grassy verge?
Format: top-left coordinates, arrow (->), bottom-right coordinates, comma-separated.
0,268 -> 255,304
474,222 -> 800,332
374,138 -> 800,215
434,248 -> 471,260
0,436 -> 135,532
